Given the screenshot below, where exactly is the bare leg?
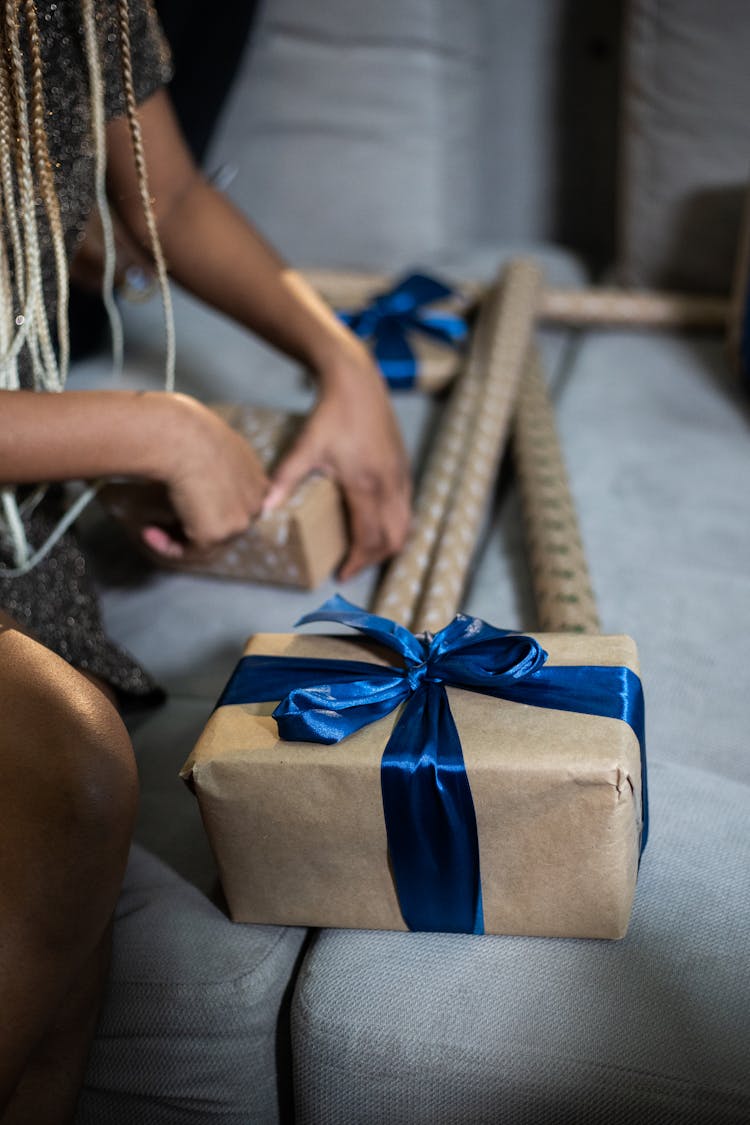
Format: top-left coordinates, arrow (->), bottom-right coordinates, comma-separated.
0,613 -> 138,1124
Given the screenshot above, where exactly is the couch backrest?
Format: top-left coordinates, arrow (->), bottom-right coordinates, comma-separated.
617,0 -> 750,293
210,0 -> 749,290
210,0 -> 622,271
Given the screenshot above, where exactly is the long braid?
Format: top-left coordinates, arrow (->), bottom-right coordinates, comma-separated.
24,0 -> 69,385
0,33 -> 22,387
0,19 -> 35,385
116,0 -> 175,391
4,0 -> 58,390
82,0 -> 124,376
0,0 -> 177,575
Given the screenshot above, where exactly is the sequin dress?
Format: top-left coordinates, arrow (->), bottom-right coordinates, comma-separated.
0,0 -> 171,704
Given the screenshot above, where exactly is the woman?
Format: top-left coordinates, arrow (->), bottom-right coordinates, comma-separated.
0,1 -> 410,1119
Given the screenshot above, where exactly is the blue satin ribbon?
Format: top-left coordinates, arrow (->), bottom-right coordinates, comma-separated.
338,272 -> 468,389
217,596 -> 648,934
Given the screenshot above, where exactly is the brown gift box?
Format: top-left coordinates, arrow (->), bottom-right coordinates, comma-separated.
305,269 -> 473,393
103,404 -> 347,589
182,628 -> 644,939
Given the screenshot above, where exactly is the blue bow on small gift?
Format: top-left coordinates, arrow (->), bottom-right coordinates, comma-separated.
217,596 -> 647,935
338,272 -> 469,389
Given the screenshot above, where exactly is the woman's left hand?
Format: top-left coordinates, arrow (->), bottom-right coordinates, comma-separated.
264,354 -> 412,579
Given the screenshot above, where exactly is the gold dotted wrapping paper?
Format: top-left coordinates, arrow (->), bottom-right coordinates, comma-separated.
102,404 -> 347,589
512,348 -> 600,634
538,287 -> 728,329
304,267 -> 726,335
371,266 -> 508,627
411,260 -> 543,634
373,259 -> 542,630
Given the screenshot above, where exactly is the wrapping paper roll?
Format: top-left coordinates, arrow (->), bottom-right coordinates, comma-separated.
303,267 -> 726,332
371,270 -> 506,626
412,260 -> 543,633
512,348 -> 600,633
538,287 -> 728,330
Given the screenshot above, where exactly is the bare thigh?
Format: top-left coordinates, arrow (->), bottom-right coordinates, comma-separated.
0,612 -> 138,1118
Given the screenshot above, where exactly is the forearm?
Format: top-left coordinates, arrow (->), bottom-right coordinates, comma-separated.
157,180 -> 362,379
0,390 -> 174,485
106,92 -> 366,384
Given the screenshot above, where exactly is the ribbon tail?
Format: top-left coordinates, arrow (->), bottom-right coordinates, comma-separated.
373,322 -> 418,390
413,311 -> 469,346
296,595 -> 425,664
380,682 -> 483,934
490,665 -> 648,855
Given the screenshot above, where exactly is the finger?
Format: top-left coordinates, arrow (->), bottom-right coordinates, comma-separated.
338,487 -> 389,580
141,525 -> 185,559
339,468 -> 412,579
264,443 -> 319,514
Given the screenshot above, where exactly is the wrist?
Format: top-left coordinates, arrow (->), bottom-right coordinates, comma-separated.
130,391 -> 197,483
311,337 -> 381,395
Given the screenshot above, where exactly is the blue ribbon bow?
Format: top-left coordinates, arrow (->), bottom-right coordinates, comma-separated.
217,596 -> 648,935
338,272 -> 468,389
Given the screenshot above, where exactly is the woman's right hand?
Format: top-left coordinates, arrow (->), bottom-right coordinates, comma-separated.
142,394 -> 270,558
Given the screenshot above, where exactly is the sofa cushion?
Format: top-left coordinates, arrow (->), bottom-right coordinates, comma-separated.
618,0 -> 750,292
550,331 -> 750,788
75,845 -> 306,1125
290,324 -> 750,1122
291,759 -> 750,1124
208,0 -> 484,270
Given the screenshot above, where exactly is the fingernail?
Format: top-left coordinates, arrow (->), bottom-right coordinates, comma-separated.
142,526 -> 184,558
261,484 -> 285,515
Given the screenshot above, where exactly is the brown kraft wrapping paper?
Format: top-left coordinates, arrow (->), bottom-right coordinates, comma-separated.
103,404 -> 347,589
182,629 -> 643,940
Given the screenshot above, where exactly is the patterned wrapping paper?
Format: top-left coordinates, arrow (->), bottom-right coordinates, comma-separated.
372,266 -> 510,627
103,404 -> 347,589
304,267 -> 727,354
513,347 -> 601,634
412,260 -> 543,633
538,287 -> 728,329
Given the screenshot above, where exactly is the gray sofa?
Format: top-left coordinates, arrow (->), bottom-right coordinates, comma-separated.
72,1 -> 750,1121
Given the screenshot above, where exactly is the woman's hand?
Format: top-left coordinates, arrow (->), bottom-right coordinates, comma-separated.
142,394 -> 270,558
265,353 -> 412,579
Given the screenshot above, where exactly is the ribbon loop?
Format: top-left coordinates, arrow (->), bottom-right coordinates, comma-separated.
338,272 -> 468,389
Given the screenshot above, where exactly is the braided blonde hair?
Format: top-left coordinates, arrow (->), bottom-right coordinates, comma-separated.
0,0 -> 175,573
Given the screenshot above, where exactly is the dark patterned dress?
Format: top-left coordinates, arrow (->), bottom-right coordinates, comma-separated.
0,0 -> 171,704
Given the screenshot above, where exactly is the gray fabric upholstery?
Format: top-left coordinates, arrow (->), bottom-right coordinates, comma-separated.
209,0 -> 622,271
291,329 -> 750,1122
618,0 -> 750,292
292,763 -> 749,1124
75,845 -> 306,1125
